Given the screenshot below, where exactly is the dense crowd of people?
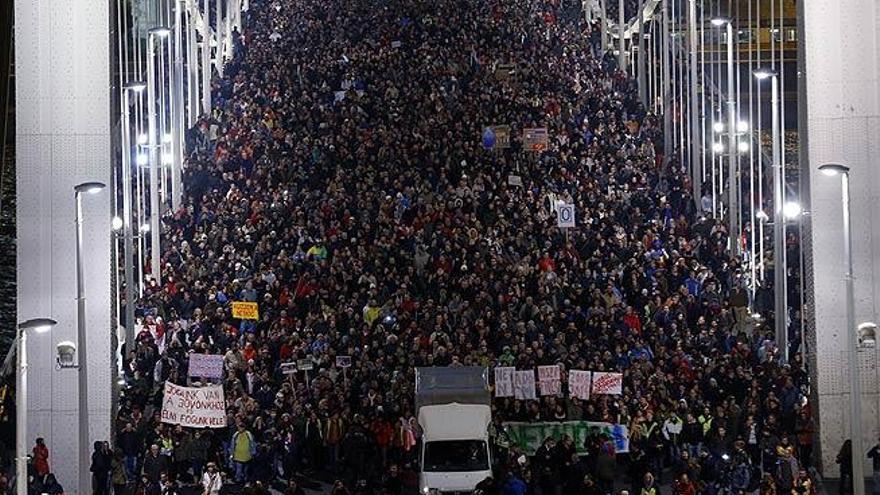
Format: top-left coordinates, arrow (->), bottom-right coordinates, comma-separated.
18,0 -> 818,493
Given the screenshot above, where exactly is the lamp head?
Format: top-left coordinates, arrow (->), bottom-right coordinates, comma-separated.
753,68 -> 777,80
125,81 -> 147,93
710,17 -> 730,27
112,216 -> 124,231
19,318 -> 57,334
74,181 -> 106,194
783,201 -> 802,219
149,26 -> 171,37
818,163 -> 850,176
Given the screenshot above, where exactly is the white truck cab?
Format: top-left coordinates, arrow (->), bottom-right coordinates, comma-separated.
415,367 -> 493,495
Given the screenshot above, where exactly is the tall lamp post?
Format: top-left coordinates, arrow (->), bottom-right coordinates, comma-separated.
74,181 -> 106,495
819,162 -> 864,495
147,27 -> 171,286
711,17 -> 738,255
16,318 -> 57,495
755,68 -> 787,361
121,82 -> 146,350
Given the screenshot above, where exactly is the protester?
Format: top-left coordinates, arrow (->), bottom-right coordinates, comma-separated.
32,438 -> 50,477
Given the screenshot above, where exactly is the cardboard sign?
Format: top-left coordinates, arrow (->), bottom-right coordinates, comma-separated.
514,370 -> 537,400
160,382 -> 227,428
591,372 -> 623,395
231,301 -> 259,320
493,125 -> 511,148
522,127 -> 549,152
495,63 -> 516,81
494,367 -> 515,397
568,370 -> 591,400
336,355 -> 352,368
507,175 -> 523,187
538,365 -> 561,396
297,358 -> 314,371
280,362 -> 298,375
188,354 -> 224,379
556,203 -> 575,228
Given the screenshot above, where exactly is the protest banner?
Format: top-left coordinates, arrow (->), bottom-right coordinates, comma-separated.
493,125 -> 511,148
494,63 -> 516,82
537,365 -> 561,396
231,301 -> 259,320
494,367 -> 515,397
556,203 -> 575,228
188,354 -> 224,379
514,370 -> 536,400
522,127 -> 549,152
507,174 -> 523,187
280,362 -> 298,375
504,421 -> 629,455
336,355 -> 352,368
591,371 -> 623,395
160,382 -> 227,428
297,358 -> 314,371
568,370 -> 591,400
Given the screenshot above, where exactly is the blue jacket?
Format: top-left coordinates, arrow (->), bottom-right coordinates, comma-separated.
502,476 -> 527,495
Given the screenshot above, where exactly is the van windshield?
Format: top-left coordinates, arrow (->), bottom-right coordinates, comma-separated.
423,440 -> 489,472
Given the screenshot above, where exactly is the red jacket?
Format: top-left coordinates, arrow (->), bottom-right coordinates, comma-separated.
33,444 -> 49,476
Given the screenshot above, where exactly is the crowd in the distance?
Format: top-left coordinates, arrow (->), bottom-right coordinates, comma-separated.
52,0 -> 816,493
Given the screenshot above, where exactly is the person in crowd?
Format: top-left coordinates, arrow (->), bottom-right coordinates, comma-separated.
201,462 -> 223,495
141,445 -> 168,485
32,438 -> 50,478
111,449 -> 128,494
91,441 -> 113,495
230,423 -> 256,483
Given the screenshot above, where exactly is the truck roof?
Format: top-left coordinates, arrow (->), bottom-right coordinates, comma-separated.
418,403 -> 492,441
414,366 -> 490,410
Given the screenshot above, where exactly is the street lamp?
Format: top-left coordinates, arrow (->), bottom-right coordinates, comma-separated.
783,201 -> 802,220
147,27 -> 170,287
819,162 -> 864,495
16,318 -> 57,495
712,17 -> 738,255
755,68 -> 786,362
121,82 -> 145,351
74,180 -> 105,495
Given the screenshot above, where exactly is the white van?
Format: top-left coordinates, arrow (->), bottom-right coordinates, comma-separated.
418,403 -> 492,494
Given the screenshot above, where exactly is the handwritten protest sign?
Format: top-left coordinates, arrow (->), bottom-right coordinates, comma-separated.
494,367 -> 515,397
523,127 -> 549,152
161,382 -> 227,428
231,302 -> 259,320
591,372 -> 623,395
188,354 -> 224,379
537,365 -> 561,396
514,370 -> 536,400
568,370 -> 591,400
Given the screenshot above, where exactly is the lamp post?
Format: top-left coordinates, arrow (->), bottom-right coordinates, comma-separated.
74,180 -> 105,495
819,162 -> 864,495
16,318 -> 57,495
755,68 -> 786,361
688,0 -> 700,210
172,0 -> 186,212
147,27 -> 170,286
122,82 -> 145,351
712,17 -> 737,255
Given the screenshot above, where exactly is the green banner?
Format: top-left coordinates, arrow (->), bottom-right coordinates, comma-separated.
503,421 -> 629,455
